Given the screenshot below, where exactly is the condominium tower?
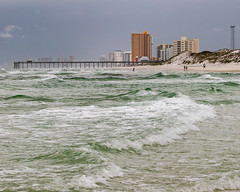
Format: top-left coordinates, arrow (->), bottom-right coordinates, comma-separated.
157,44 -> 173,61
123,51 -> 131,62
173,36 -> 199,56
131,31 -> 152,62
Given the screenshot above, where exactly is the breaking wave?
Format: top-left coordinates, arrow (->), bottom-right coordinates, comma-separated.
68,163 -> 124,189
100,95 -> 215,151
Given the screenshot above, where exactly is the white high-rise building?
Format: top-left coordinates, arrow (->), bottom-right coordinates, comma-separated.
109,50 -> 131,62
123,51 -> 131,62
109,53 -> 114,61
157,44 -> 173,61
113,50 -> 123,62
57,56 -> 63,62
69,56 -> 75,62
100,55 -> 108,61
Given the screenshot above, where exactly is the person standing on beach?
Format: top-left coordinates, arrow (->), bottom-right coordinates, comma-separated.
203,63 -> 206,68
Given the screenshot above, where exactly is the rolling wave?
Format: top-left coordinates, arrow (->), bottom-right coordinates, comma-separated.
4,95 -> 55,102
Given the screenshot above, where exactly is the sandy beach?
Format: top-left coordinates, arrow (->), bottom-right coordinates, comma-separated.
115,62 -> 240,73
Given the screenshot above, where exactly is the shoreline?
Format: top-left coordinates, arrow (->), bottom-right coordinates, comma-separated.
114,62 -> 240,73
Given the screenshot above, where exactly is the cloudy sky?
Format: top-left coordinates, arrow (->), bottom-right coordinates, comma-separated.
0,0 -> 240,66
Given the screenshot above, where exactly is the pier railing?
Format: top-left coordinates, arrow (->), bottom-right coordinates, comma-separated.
13,61 -> 155,69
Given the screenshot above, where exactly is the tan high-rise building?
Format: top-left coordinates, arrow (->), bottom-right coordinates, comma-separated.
173,36 -> 199,56
131,31 -> 152,62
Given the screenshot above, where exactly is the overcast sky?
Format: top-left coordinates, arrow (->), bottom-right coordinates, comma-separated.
0,0 -> 240,66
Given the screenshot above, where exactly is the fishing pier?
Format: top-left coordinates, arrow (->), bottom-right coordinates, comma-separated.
13,61 -> 149,69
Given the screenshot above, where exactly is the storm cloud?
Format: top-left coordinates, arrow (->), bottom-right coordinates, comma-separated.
0,0 -> 239,66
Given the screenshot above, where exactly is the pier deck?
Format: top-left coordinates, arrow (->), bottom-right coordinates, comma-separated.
13,61 -> 153,69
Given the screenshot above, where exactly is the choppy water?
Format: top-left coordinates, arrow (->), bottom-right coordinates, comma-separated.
0,67 -> 240,192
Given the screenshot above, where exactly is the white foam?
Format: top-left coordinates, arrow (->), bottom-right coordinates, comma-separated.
0,68 -> 7,73
141,96 -> 214,145
70,175 -> 98,188
0,166 -> 38,178
37,74 -> 63,81
136,90 -> 158,96
0,161 -> 122,191
198,74 -> 223,81
101,95 -> 215,150
143,131 -> 181,146
68,163 -> 124,189
23,94 -> 215,151
100,163 -> 124,179
178,175 -> 240,192
104,139 -> 142,150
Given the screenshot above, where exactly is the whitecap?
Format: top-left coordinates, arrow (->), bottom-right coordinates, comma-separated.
101,95 -> 216,150
198,74 -> 223,81
70,175 -> 98,188
18,94 -> 216,152
136,90 -> 158,96
68,163 -> 124,189
37,74 -> 63,81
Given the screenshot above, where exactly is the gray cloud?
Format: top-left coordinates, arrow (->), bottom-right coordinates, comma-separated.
0,0 -> 240,66
213,28 -> 223,32
0,25 -> 22,39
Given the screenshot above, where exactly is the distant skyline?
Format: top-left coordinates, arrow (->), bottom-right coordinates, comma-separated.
0,0 -> 240,67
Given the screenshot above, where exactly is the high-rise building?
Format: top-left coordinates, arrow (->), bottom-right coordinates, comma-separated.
157,44 -> 173,61
173,36 -> 199,56
131,31 -> 152,62
123,51 -> 131,62
113,50 -> 123,62
188,38 -> 199,54
57,56 -> 63,62
109,53 -> 114,61
100,55 -> 108,61
69,56 -> 75,62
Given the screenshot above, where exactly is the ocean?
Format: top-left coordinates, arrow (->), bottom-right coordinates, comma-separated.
0,68 -> 240,192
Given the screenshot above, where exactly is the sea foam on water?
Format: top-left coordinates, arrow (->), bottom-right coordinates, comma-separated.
69,163 -> 124,189
0,68 -> 239,191
102,95 -> 215,150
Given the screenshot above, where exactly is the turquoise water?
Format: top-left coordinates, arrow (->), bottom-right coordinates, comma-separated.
0,68 -> 240,192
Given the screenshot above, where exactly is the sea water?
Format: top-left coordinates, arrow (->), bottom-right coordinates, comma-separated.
0,68 -> 240,192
